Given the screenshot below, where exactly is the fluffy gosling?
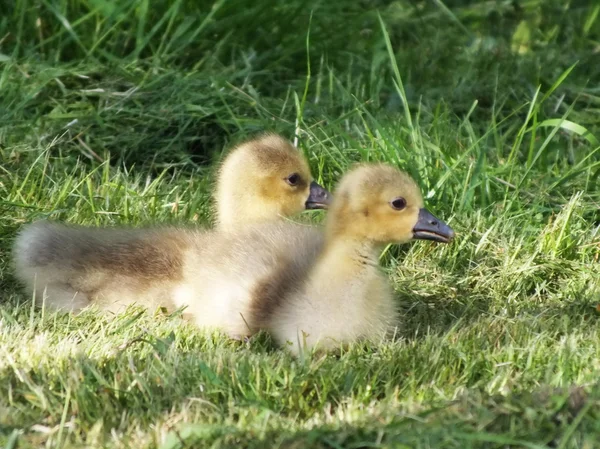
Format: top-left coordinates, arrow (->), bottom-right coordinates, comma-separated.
12,133 -> 330,313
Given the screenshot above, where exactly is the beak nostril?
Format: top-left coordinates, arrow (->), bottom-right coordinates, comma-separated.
431,220 -> 438,226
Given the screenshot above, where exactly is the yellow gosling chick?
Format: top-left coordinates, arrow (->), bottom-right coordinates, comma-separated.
214,133 -> 330,230
249,163 -> 455,355
12,133 -> 330,313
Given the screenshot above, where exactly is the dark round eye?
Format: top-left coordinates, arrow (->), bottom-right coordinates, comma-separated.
390,197 -> 407,210
286,173 -> 300,186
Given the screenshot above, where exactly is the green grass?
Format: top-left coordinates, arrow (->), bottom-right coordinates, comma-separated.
1,0 -> 600,447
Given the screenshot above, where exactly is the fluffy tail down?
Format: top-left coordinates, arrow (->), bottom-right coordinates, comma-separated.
12,221 -> 191,311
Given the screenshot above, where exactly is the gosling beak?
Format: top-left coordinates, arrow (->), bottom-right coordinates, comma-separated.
305,181 -> 332,210
412,208 -> 455,243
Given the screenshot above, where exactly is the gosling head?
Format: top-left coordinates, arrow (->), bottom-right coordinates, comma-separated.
326,164 -> 455,245
215,133 -> 331,229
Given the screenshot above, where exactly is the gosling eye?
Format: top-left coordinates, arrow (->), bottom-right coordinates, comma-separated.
390,197 -> 407,210
286,173 -> 300,186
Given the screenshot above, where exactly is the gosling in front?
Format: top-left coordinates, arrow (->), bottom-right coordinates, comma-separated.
252,163 -> 455,355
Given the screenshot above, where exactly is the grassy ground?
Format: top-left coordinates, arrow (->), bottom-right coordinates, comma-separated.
1,0 -> 600,447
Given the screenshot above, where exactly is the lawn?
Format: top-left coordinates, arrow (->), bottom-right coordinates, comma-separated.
1,0 -> 600,447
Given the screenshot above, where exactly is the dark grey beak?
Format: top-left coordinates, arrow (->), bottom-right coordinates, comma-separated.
305,181 -> 331,210
412,208 -> 455,243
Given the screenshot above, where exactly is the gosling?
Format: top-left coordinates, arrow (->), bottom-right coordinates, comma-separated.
253,163 -> 455,354
12,133 -> 330,313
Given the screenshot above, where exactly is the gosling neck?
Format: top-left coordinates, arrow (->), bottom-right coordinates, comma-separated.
215,191 -> 280,231
321,234 -> 382,276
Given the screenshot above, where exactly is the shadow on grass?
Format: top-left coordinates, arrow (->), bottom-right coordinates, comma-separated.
396,284 -> 599,343
159,383 -> 600,449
